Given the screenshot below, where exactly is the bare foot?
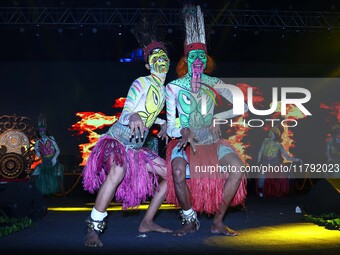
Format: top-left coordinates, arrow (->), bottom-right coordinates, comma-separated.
84,229 -> 103,247
138,220 -> 172,233
173,222 -> 197,236
211,223 -> 239,236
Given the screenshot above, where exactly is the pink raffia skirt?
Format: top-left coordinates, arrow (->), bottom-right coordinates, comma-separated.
259,158 -> 290,198
165,139 -> 247,215
82,127 -> 164,209
263,178 -> 290,197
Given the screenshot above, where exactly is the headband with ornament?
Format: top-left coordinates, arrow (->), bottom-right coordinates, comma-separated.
183,5 -> 207,56
143,41 -> 168,62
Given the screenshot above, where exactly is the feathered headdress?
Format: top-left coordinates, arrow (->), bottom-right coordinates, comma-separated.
38,113 -> 47,129
183,5 -> 207,56
131,17 -> 168,62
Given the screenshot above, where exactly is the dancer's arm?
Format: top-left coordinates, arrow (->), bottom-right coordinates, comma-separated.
50,136 -> 60,166
166,83 -> 182,138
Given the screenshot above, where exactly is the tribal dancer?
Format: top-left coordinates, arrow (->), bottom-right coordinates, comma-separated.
83,27 -> 171,247
257,126 -> 301,198
165,5 -> 248,237
326,124 -> 340,164
30,113 -> 65,197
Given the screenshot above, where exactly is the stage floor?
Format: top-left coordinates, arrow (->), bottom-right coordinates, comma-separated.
1,190 -> 340,255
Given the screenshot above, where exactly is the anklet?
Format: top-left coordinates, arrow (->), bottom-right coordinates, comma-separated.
180,210 -> 200,230
85,217 -> 106,232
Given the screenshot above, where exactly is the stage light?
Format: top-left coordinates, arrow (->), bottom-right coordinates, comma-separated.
57,28 -> 63,34
205,223 -> 340,252
48,202 -> 176,211
167,28 -> 173,34
19,27 -> 25,33
92,28 -> 97,33
131,48 -> 143,61
120,58 -> 132,63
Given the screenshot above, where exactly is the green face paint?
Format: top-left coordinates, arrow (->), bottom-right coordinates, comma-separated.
187,49 -> 207,75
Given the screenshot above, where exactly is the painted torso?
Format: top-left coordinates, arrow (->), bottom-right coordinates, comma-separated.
262,138 -> 281,161
119,75 -> 165,128
37,137 -> 56,158
166,73 -> 236,140
330,137 -> 340,160
169,74 -> 219,128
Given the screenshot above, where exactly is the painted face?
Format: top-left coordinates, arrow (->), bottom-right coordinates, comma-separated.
39,128 -> 47,137
187,50 -> 207,75
148,49 -> 170,74
268,130 -> 275,140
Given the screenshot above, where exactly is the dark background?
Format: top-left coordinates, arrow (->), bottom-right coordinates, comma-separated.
1,0 -> 339,169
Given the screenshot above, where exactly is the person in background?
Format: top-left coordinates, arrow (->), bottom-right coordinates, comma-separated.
257,126 -> 302,198
30,113 -> 65,197
326,124 -> 340,164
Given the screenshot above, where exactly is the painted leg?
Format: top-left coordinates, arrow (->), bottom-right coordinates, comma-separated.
84,161 -> 125,247
211,152 -> 244,236
139,156 -> 172,233
171,157 -> 199,236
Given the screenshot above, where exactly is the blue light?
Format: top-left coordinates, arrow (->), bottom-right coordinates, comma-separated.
120,58 -> 133,62
131,48 -> 143,60
120,48 -> 143,62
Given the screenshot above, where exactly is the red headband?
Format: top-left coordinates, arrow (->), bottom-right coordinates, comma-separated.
184,42 -> 207,56
143,41 -> 167,62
